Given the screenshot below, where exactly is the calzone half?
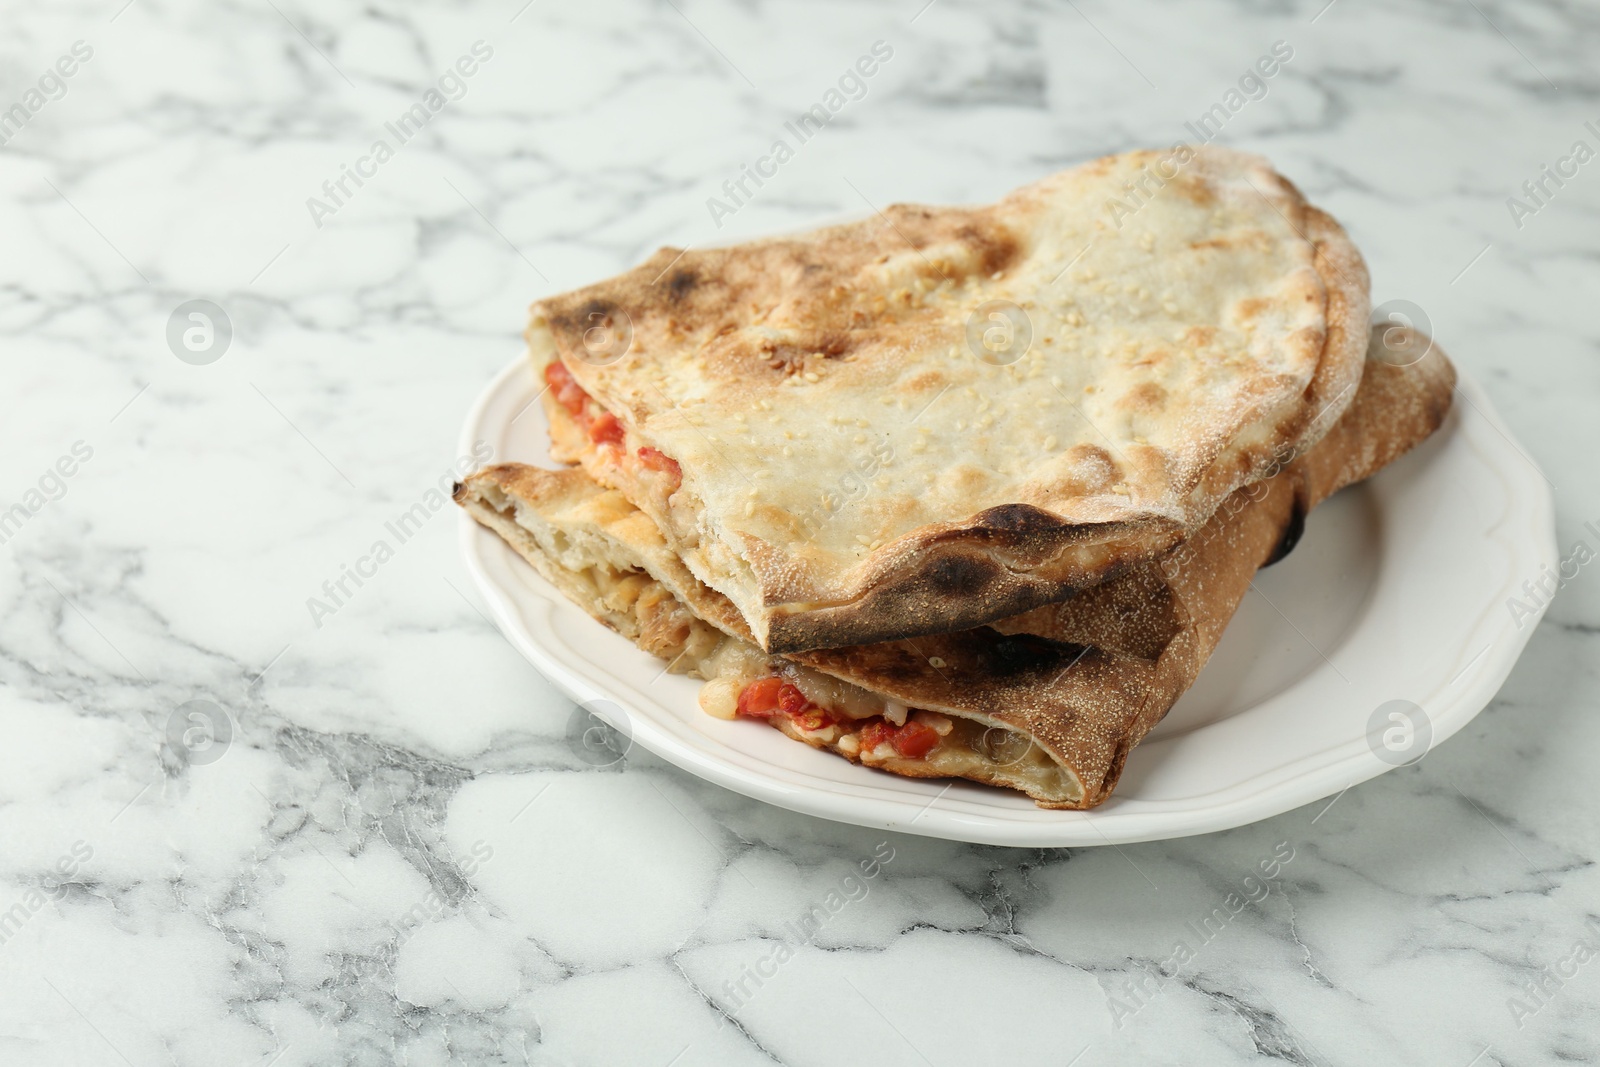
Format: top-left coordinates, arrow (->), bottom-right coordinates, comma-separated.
460,329 -> 1454,809
531,147 -> 1371,652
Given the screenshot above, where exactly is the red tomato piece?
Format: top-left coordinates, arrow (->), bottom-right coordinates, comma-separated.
542,359 -> 570,392
891,721 -> 941,759
737,677 -> 784,719
588,411 -> 625,447
777,683 -> 811,718
543,360 -> 590,417
796,708 -> 835,731
637,446 -> 682,484
858,720 -> 896,753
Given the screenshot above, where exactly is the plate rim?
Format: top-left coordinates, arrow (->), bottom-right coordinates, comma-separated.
457,355 -> 1557,846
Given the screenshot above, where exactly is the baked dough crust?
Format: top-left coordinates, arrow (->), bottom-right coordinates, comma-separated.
532,148 -> 1371,653
462,329 -> 1454,807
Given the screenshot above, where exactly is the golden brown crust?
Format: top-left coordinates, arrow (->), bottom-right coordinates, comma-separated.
530,148 -> 1372,653
792,329 -> 1453,806
451,467 -> 735,665
463,328 -> 1454,808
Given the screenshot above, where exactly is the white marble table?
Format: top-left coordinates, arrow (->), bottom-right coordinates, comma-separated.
2,1 -> 1597,1063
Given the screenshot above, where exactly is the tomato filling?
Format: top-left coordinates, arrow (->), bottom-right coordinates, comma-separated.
735,676 -> 943,759
736,677 -> 838,729
637,446 -> 682,485
544,360 -> 618,448
589,410 -> 625,447
545,360 -> 590,419
544,361 -> 681,489
859,718 -> 941,759
736,676 -> 785,718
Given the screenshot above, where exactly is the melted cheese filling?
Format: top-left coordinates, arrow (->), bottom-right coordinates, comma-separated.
469,478 -> 1081,803
707,653 -> 1077,802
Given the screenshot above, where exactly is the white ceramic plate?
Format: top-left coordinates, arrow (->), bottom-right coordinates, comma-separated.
457,356 -> 1556,846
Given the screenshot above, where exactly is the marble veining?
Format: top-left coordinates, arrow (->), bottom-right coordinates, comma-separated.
1,0 -> 1597,1064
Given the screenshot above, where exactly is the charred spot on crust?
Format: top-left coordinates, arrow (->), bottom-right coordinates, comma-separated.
550,298 -> 622,337
956,223 -> 1020,277
1263,495 -> 1308,566
770,558 -> 1051,653
667,270 -> 697,302
925,554 -> 1000,598
974,630 -> 1090,679
974,502 -> 1060,539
